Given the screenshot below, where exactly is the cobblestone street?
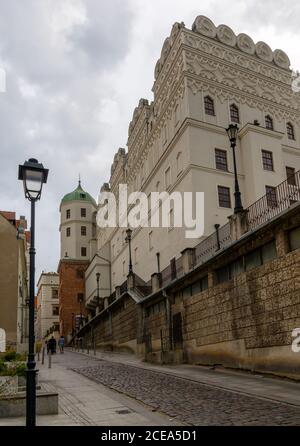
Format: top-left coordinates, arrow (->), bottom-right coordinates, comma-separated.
73,359 -> 300,426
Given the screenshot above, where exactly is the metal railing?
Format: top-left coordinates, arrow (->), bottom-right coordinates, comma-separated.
159,170 -> 300,289
247,171 -> 300,230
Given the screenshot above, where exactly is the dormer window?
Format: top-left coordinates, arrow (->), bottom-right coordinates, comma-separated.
204,96 -> 215,116
230,104 -> 239,123
265,115 -> 274,130
80,193 -> 86,199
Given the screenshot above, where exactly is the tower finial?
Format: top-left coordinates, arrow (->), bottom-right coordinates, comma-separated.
78,173 -> 81,187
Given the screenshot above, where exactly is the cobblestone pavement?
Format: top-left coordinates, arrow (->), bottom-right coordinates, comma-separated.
73,360 -> 300,426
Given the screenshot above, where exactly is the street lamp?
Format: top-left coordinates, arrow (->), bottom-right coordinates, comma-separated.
125,228 -> 133,274
96,272 -> 100,307
226,124 -> 243,213
18,158 -> 48,428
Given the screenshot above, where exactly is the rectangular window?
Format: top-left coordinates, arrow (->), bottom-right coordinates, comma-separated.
230,257 -> 244,278
81,208 -> 86,217
66,209 -> 70,219
266,185 -> 278,207
286,166 -> 296,186
66,227 -> 71,237
200,275 -> 208,291
52,306 -> 59,316
134,247 -> 138,264
289,226 -> 300,251
261,240 -> 277,263
245,249 -> 261,271
148,231 -> 153,250
215,149 -> 228,171
218,186 -> 231,208
81,247 -> 87,257
262,150 -> 274,171
81,226 -> 87,236
216,265 -> 230,284
165,167 -> 171,189
52,288 -> 58,299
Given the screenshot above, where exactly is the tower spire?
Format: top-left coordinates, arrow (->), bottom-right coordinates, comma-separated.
78,173 -> 81,187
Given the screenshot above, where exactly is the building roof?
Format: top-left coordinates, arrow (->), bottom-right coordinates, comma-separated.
61,181 -> 96,207
0,211 -> 16,223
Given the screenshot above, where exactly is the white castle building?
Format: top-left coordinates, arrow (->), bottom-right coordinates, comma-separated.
60,16 -> 300,318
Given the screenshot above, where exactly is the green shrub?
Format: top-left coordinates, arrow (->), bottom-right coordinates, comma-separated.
3,350 -> 17,362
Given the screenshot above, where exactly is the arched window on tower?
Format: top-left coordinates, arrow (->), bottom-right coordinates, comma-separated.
230,104 -> 239,123
265,115 -> 274,130
287,122 -> 295,140
204,96 -> 215,116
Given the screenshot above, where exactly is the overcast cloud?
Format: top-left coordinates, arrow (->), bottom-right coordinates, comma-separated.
0,0 -> 299,281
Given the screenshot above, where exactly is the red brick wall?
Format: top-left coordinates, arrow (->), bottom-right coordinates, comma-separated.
58,260 -> 88,340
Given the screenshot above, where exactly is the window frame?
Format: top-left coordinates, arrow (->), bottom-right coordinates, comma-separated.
204,95 -> 215,116
230,104 -> 240,123
217,185 -> 231,208
215,148 -> 228,172
262,150 -> 274,171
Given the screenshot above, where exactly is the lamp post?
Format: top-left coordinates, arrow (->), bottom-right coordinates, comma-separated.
226,124 -> 243,213
18,158 -> 48,428
125,228 -> 133,274
96,272 -> 100,308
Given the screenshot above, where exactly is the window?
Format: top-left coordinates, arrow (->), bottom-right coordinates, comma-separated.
174,105 -> 179,126
77,293 -> 84,303
266,185 -> 278,207
165,167 -> 171,189
52,288 -> 58,299
52,306 -> 59,316
148,231 -> 153,250
76,269 -> 84,279
204,96 -> 215,116
81,247 -> 87,257
245,249 -> 261,271
287,122 -> 295,140
286,166 -> 296,186
66,209 -> 70,219
81,226 -> 87,236
289,226 -> 300,251
262,150 -> 274,171
134,247 -> 138,264
230,104 -> 239,123
81,208 -> 86,217
66,227 -> 71,237
163,125 -> 167,143
261,241 -> 277,263
168,208 -> 174,231
215,149 -> 228,171
176,152 -> 183,175
265,115 -> 273,130
218,186 -> 231,208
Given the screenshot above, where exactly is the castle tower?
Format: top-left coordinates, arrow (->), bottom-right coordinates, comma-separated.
58,181 -> 97,341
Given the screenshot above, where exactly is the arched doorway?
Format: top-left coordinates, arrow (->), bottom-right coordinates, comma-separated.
0,328 -> 6,352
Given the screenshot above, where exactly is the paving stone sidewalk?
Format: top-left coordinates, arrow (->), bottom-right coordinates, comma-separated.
72,358 -> 300,426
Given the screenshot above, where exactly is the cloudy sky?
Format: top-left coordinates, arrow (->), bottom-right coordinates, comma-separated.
0,0 -> 299,280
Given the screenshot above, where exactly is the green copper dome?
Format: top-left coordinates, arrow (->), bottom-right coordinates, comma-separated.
61,182 -> 97,207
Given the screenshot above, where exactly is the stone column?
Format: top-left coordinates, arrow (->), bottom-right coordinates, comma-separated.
115,286 -> 121,299
180,248 -> 196,274
228,210 -> 249,241
151,273 -> 162,293
275,228 -> 289,256
127,271 -> 135,290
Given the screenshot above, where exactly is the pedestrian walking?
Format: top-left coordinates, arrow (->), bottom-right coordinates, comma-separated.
58,335 -> 65,353
49,336 -> 57,354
